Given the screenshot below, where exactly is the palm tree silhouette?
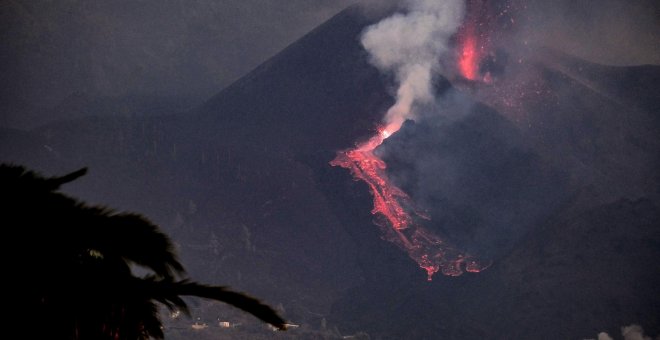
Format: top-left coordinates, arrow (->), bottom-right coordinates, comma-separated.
1,164 -> 286,339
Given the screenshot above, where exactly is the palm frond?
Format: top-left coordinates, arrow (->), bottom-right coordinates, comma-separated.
0,164 -> 87,191
3,164 -> 288,338
138,278 -> 287,330
84,211 -> 185,278
46,167 -> 88,190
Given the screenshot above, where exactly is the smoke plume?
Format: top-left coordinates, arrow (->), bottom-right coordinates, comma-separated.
599,332 -> 615,340
621,324 -> 655,340
597,324 -> 658,340
360,0 -> 465,131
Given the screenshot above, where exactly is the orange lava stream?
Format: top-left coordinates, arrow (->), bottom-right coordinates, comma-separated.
331,125 -> 488,280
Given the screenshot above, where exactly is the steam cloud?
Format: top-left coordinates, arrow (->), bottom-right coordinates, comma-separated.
360,0 -> 465,130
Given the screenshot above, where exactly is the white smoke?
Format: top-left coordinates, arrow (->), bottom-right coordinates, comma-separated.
597,324 -> 658,340
360,0 -> 465,130
599,332 -> 615,340
621,324 -> 653,340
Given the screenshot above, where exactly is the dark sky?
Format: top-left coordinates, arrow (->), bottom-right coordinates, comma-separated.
1,0 -> 356,109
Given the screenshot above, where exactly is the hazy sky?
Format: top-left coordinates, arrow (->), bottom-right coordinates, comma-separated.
1,0 -> 657,127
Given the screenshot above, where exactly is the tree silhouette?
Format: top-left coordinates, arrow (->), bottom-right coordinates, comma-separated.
1,164 -> 286,339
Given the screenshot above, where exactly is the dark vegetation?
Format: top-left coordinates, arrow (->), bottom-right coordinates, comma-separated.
1,164 -> 286,339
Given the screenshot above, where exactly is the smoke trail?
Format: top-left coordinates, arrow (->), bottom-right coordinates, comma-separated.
360,0 -> 465,131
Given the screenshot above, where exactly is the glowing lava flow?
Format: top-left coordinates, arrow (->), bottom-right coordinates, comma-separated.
331,123 -> 488,280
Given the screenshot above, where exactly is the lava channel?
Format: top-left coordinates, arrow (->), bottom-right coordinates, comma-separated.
331,124 -> 489,280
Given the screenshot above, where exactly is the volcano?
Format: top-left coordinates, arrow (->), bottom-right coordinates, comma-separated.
1,3 -> 659,339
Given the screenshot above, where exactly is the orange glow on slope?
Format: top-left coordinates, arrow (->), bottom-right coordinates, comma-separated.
331,124 -> 489,280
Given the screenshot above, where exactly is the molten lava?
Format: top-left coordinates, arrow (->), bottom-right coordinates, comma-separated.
331,124 -> 488,280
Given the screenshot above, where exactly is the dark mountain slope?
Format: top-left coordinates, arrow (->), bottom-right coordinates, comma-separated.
196,6 -> 393,156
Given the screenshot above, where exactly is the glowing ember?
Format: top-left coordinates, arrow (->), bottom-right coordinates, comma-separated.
331,125 -> 489,280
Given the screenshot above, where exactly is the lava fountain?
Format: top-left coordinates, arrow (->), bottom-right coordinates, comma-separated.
456,0 -> 500,82
458,24 -> 479,80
